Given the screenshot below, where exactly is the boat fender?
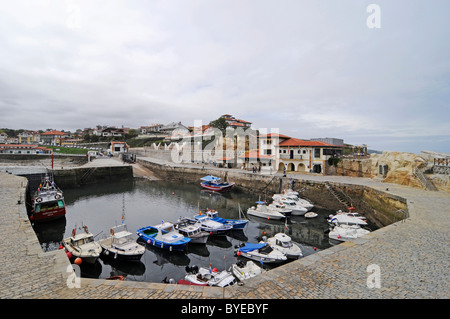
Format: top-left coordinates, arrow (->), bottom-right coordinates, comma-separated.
114,253 -> 118,259
110,228 -> 114,236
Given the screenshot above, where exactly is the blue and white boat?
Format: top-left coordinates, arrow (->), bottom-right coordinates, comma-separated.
194,209 -> 248,230
200,175 -> 235,192
190,214 -> 232,235
235,242 -> 287,264
137,222 -> 190,251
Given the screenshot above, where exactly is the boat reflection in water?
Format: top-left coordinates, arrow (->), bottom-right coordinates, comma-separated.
32,180 -> 341,283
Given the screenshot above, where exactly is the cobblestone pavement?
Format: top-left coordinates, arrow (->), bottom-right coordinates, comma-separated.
0,163 -> 448,299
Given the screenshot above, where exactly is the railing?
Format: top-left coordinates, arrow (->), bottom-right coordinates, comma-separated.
412,165 -> 437,191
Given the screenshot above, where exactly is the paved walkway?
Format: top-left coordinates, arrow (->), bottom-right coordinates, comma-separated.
0,157 -> 448,299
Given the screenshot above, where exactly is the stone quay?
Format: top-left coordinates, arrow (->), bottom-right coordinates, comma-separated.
0,156 -> 449,299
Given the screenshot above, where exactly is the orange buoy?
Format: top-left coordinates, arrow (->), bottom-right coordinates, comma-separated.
66,252 -> 73,259
74,257 -> 82,265
59,244 -> 64,250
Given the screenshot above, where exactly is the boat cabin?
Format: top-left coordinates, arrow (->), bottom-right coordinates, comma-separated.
71,233 -> 95,247
178,225 -> 202,238
34,199 -> 65,212
273,233 -> 294,248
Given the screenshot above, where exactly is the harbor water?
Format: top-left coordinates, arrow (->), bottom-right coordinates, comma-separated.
33,179 -> 336,283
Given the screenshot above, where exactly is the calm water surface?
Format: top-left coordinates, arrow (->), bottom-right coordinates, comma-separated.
33,179 -> 335,283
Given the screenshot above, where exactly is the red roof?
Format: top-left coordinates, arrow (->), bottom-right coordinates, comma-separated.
279,138 -> 340,147
40,130 -> 67,136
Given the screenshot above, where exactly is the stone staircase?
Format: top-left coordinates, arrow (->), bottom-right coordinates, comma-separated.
413,165 -> 438,191
324,182 -> 354,209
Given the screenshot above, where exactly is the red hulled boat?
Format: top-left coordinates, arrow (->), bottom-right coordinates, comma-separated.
30,174 -> 66,222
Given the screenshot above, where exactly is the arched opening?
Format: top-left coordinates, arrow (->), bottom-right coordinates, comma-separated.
287,163 -> 295,171
278,162 -> 286,172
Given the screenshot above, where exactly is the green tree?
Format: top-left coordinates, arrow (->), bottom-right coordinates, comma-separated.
209,116 -> 228,136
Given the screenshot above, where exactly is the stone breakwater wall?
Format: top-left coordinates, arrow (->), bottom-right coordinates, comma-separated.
53,165 -> 133,188
137,159 -> 407,228
0,154 -> 88,167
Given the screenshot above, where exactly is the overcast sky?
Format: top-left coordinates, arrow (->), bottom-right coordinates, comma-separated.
1,0 -> 449,154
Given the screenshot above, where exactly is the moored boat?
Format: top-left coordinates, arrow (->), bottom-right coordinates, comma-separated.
247,202 -> 286,220
183,265 -> 236,287
190,214 -> 233,235
231,260 -> 265,281
195,209 -> 248,230
99,224 -> 145,261
328,224 -> 371,242
30,174 -> 66,222
137,222 -> 190,251
173,218 -> 210,244
267,201 -> 292,217
263,233 -> 303,259
62,225 -> 102,264
235,242 -> 287,264
273,193 -> 314,211
200,175 -> 235,192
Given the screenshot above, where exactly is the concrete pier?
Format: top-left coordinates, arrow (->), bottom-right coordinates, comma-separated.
0,156 -> 449,299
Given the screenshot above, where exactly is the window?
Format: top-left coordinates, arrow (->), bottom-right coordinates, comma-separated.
314,148 -> 320,158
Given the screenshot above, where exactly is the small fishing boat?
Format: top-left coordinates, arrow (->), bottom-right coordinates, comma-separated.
194,209 -> 248,230
184,265 -> 236,287
191,214 -> 233,235
235,242 -> 287,264
263,233 -> 303,259
62,225 -> 102,264
200,175 -> 235,192
328,224 -> 371,242
30,174 -> 66,222
137,222 -> 190,251
231,260 -> 264,282
247,202 -> 286,220
99,224 -> 145,261
305,212 -> 318,218
267,201 -> 292,217
173,218 -> 210,244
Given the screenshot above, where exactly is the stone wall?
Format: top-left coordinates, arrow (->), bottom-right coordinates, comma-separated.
53,165 -> 133,188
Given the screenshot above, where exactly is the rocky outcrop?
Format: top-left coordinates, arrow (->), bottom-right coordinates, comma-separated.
337,151 -> 446,191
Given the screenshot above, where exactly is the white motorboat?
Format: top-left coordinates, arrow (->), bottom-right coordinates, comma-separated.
272,197 -> 308,215
231,260 -> 265,281
267,201 -> 292,217
235,242 -> 287,264
328,224 -> 371,242
174,218 -> 210,244
305,212 -> 318,218
189,215 -> 232,235
184,265 -> 236,287
273,194 -> 314,211
99,224 -> 145,261
63,225 -> 102,264
263,233 -> 303,259
247,202 -> 286,220
328,211 -> 368,226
